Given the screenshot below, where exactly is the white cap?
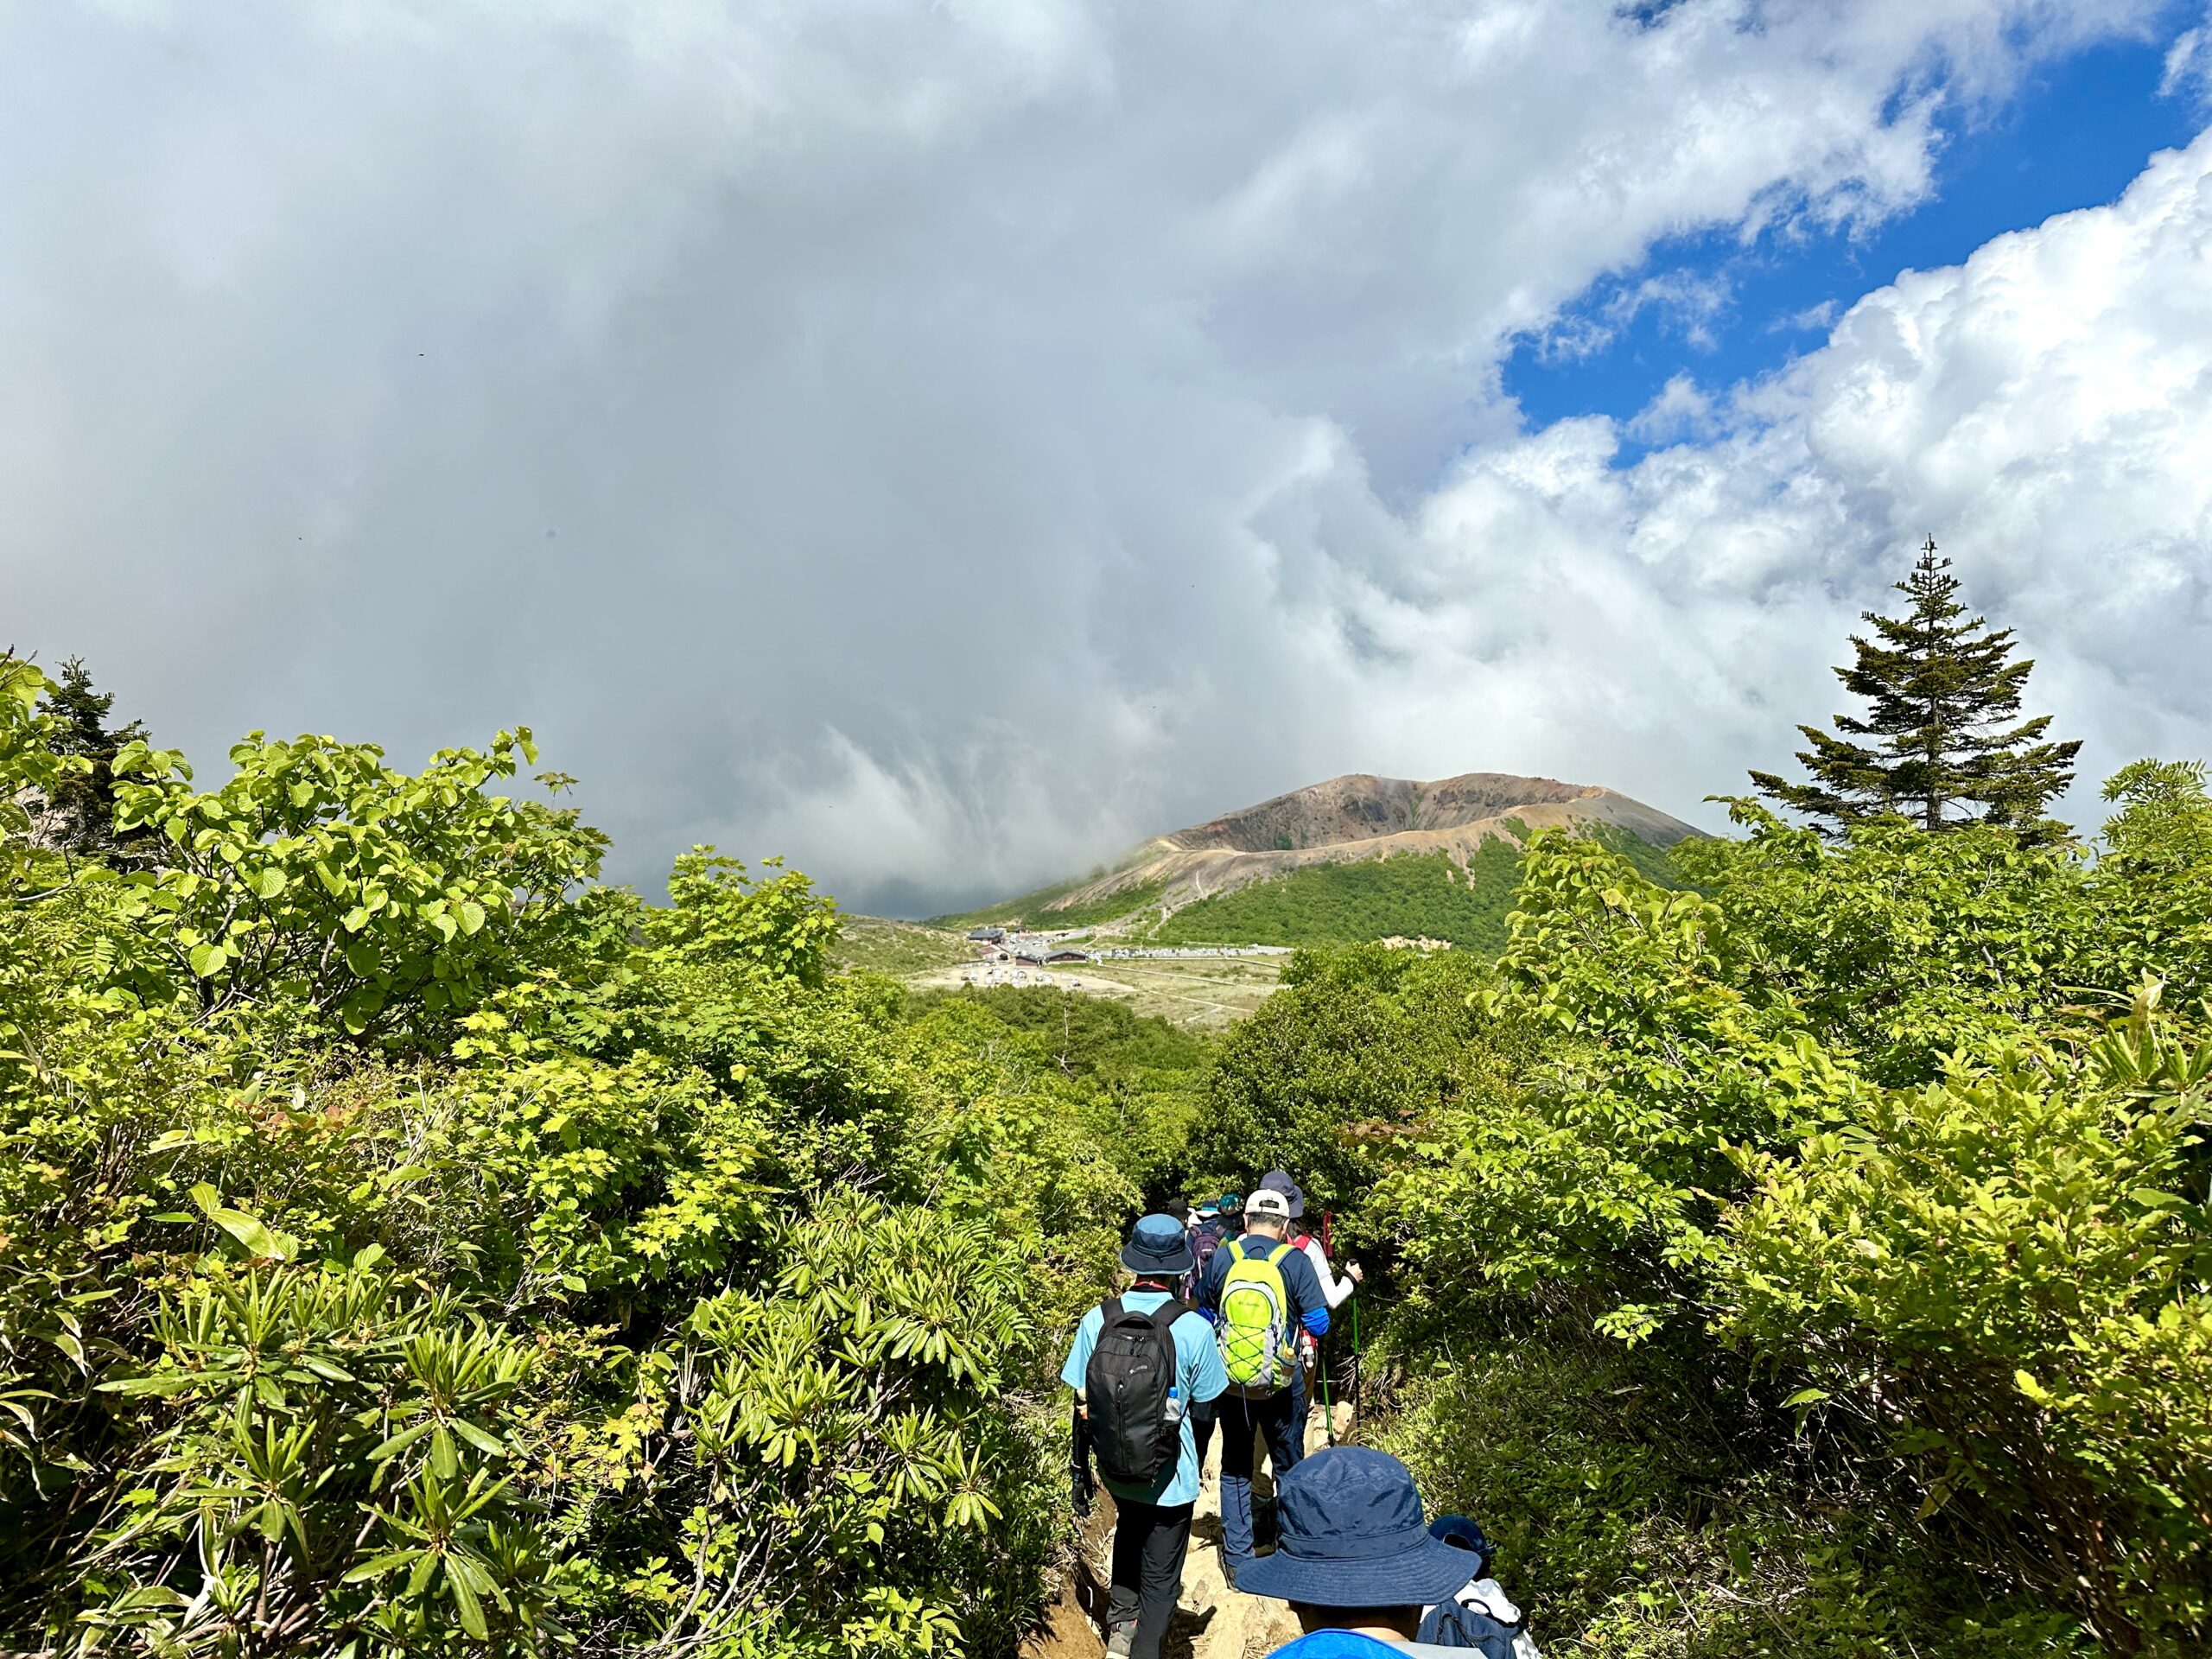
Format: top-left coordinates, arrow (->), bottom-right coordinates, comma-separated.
1246,1187 -> 1293,1220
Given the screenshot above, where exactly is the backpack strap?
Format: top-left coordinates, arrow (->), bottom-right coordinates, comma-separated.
1266,1242 -> 1294,1266
1103,1296 -> 1187,1335
1142,1299 -> 1189,1338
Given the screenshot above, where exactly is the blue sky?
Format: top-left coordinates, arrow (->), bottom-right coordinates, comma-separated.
1512,27 -> 2209,454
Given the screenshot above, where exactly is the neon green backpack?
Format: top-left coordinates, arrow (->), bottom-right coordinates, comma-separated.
1217,1239 -> 1295,1387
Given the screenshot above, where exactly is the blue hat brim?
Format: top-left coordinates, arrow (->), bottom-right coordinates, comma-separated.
1120,1239 -> 1194,1276
1232,1535 -> 1473,1608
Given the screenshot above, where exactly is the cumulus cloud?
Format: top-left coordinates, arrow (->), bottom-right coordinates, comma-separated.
1389,130 -> 2212,831
0,0 -> 2196,912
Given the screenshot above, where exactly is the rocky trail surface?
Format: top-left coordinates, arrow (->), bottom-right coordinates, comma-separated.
1027,1402 -> 1354,1659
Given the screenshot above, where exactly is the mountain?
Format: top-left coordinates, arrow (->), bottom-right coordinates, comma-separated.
931,771 -> 1702,948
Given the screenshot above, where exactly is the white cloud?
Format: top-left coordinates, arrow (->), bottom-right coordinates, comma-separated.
0,0 -> 2193,911
1389,130 -> 2212,831
2163,7 -> 2212,105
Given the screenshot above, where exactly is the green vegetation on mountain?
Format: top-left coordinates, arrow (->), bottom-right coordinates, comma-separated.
1150,844 -> 1521,950
831,912 -> 981,976
1148,826 -> 1677,953
930,872 -> 1175,933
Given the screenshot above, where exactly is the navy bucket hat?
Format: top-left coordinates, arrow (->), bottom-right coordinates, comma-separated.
1234,1447 -> 1474,1607
1120,1212 -> 1194,1277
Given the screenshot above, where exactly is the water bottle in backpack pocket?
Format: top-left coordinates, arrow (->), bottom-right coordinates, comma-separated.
1083,1297 -> 1188,1488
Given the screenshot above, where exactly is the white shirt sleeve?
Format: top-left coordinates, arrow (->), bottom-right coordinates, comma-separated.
1302,1236 -> 1356,1308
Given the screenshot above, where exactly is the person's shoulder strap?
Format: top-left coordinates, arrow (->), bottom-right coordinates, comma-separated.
1228,1238 -> 1249,1264
1266,1241 -> 1294,1265
1143,1297 -> 1188,1334
1100,1296 -> 1128,1322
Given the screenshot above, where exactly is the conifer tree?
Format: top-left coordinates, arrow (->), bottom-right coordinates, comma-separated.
1751,538 -> 2081,837
36,656 -> 151,861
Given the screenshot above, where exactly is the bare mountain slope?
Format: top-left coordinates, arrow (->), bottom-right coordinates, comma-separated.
950,771 -> 1700,929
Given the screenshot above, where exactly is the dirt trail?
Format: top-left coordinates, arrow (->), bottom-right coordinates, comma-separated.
1027,1399 -> 1355,1659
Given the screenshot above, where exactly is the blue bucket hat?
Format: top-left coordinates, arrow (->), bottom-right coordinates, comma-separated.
1233,1447 -> 1475,1608
1120,1212 -> 1194,1278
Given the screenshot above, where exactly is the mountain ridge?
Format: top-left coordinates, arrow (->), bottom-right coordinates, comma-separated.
935,769 -> 1700,931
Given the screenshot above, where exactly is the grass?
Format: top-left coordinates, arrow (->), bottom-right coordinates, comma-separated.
830,915 -> 978,977
928,873 -> 1175,931
1145,829 -> 1684,956
1147,842 -> 1524,952
904,983 -> 1212,1076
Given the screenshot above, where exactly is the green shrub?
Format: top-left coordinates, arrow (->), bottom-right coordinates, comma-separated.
0,678 -> 1167,1658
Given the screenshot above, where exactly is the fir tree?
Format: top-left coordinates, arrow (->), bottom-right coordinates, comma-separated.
36,656 -> 150,861
1751,538 -> 2081,837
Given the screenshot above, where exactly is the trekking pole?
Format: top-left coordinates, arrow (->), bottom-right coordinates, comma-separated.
1350,1293 -> 1362,1430
1320,1349 -> 1334,1447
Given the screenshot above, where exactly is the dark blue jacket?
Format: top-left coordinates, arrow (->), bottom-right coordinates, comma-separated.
1196,1230 -> 1330,1338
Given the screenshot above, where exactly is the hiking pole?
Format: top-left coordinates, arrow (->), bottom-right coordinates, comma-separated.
1349,1292 -> 1362,1433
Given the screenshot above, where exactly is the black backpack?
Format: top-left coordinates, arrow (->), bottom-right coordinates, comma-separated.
1083,1297 -> 1187,1487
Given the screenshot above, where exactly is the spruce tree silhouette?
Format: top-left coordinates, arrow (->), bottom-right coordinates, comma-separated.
36,657 -> 151,861
1751,538 -> 2081,839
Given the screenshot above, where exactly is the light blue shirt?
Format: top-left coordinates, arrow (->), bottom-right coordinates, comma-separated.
1062,1289 -> 1228,1507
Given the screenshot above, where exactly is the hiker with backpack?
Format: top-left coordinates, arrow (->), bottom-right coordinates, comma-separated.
1194,1185 -> 1330,1584
1064,1214 -> 1230,1659
1186,1192 -> 1236,1472
1239,1447 -> 1539,1659
1256,1172 -> 1363,1441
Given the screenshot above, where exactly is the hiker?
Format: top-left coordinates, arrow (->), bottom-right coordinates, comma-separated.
1256,1172 -> 1362,1439
1187,1196 -> 1235,1472
1190,1196 -> 1218,1242
1258,1171 -> 1363,1313
1240,1447 -> 1529,1659
1064,1214 -> 1229,1659
1195,1185 -> 1328,1583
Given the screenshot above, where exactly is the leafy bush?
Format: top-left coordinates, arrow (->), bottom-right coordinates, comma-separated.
0,676 -> 1168,1658
1304,797 -> 2212,1654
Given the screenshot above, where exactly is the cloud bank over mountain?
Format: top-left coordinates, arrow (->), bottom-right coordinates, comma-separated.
3,0 -> 2206,912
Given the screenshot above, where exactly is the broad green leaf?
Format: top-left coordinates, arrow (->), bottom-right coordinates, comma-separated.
445,1558 -> 488,1638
